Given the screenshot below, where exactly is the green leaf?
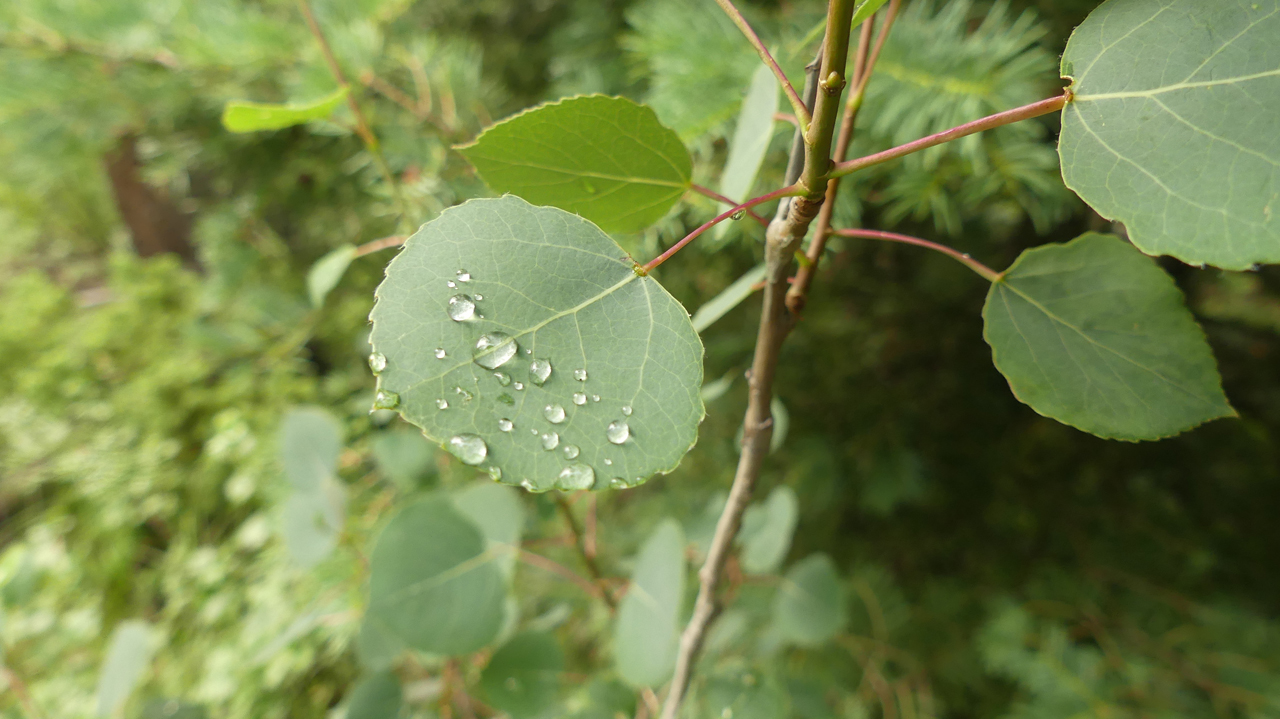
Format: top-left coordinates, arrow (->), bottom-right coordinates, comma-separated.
371,427 -> 437,491
983,233 -> 1235,440
367,496 -> 506,655
773,554 -> 845,647
480,632 -> 565,719
346,671 -> 403,719
369,197 -> 704,492
691,264 -> 766,333
280,475 -> 346,568
452,481 -> 524,578
703,667 -> 789,719
851,0 -> 892,27
1059,0 -> 1280,269
355,615 -> 406,672
221,86 -> 350,133
139,700 -> 207,719
459,96 -> 692,234
279,407 -> 343,493
307,244 -> 357,307
739,485 -> 799,575
720,64 -> 778,205
96,620 -> 154,718
614,519 -> 685,688
221,87 -> 350,133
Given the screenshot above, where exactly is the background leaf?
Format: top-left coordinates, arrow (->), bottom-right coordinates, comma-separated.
459,95 -> 691,234
221,87 -> 349,133
1059,0 -> 1280,269
773,554 -> 845,647
851,0 -> 893,26
453,481 -> 524,577
280,475 -> 347,568
614,519 -> 685,688
719,64 -> 778,205
480,631 -> 565,719
369,197 -> 704,492
307,244 -> 357,307
279,407 -> 343,493
691,264 -> 766,333
370,427 -> 437,490
366,496 -> 506,656
95,620 -> 154,717
739,485 -> 799,575
983,233 -> 1234,440
345,671 -> 403,719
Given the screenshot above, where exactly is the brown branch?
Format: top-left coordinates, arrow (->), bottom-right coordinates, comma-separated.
712,0 -> 811,128
103,134 -> 197,267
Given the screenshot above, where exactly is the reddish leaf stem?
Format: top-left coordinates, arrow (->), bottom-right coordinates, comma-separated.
642,185 -> 802,273
832,228 -> 1001,282
354,235 -> 406,256
713,0 -> 811,129
689,184 -> 769,226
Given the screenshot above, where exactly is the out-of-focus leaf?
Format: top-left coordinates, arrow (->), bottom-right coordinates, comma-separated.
346,671 -> 403,719
700,371 -> 737,403
480,632 -> 565,719
139,699 -> 207,719
95,620 -> 154,717
280,475 -> 346,567
279,407 -> 343,493
307,244 -> 357,307
371,427 -> 437,490
355,614 -> 407,672
720,64 -> 778,205
453,481 -> 524,577
769,396 -> 789,453
221,87 -> 349,133
739,485 -> 799,575
614,519 -> 685,687
703,667 -> 789,719
851,0 -> 892,26
691,264 -> 766,333
774,554 -> 845,646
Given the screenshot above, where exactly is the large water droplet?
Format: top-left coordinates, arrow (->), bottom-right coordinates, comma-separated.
368,353 -> 387,373
563,444 -> 580,460
544,404 -> 566,423
454,386 -> 473,402
436,398 -> 449,410
494,371 -> 512,387
498,418 -> 514,432
487,466 -> 502,481
557,463 -> 595,491
475,293 -> 484,301
574,368 -> 588,381
373,390 -> 399,409
456,269 -> 471,282
572,392 -> 587,406
473,332 -> 518,369
447,294 -> 476,321
434,348 -> 447,359
621,405 -> 633,416
607,420 -> 630,444
541,432 -> 560,451
530,359 -> 552,386
447,434 -> 487,465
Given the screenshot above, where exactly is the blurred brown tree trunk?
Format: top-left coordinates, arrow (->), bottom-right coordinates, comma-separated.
103,134 -> 198,267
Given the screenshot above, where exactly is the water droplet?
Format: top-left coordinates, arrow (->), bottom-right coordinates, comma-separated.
434,347 -> 447,359
368,353 -> 387,373
436,398 -> 449,410
454,386 -> 473,402
487,466 -> 502,481
609,477 -> 627,489
574,368 -> 588,381
604,458 -> 612,465
447,294 -> 476,321
541,432 -> 560,450
591,394 -> 600,402
456,269 -> 471,282
607,420 -> 630,444
373,390 -> 399,409
447,434 -> 487,465
530,428 -> 538,435
498,418 -> 514,432
494,371 -> 512,386
497,393 -> 515,406
524,348 -> 532,355
447,280 -> 457,289
621,405 -> 633,416
513,382 -> 524,390
730,210 -> 745,221
563,444 -> 580,460
557,463 -> 595,491
520,479 -> 535,491
544,404 -> 566,424
582,179 -> 597,194
473,332 -> 518,369
573,392 -> 587,406
475,293 -> 484,301
530,359 -> 553,386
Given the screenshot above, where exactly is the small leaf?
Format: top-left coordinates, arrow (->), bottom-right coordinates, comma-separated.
367,496 -> 506,655
280,475 -> 346,567
983,233 -> 1235,440
453,481 -> 524,578
773,554 -> 845,647
221,87 -> 350,133
480,632 -> 565,719
279,407 -> 343,493
459,96 -> 692,234
739,485 -> 799,575
703,668 -> 789,719
346,671 -> 403,719
720,64 -> 778,205
96,620 -> 155,718
307,244 -> 357,307
371,428 -> 437,490
369,197 -> 704,492
691,264 -> 766,333
851,0 -> 893,27
1059,0 -> 1280,269
769,395 -> 789,453
355,614 -> 406,672
614,519 -> 685,688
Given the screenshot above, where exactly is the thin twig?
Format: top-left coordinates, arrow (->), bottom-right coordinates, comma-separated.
690,184 -> 769,226
354,235 -> 406,257
712,0 -> 811,129
642,185 -> 801,273
516,547 -> 606,602
585,494 -> 598,559
553,494 -> 617,610
829,92 -> 1070,178
831,228 -> 1001,282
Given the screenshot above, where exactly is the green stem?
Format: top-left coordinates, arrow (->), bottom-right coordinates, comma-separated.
712,0 -> 812,130
832,228 -> 1001,282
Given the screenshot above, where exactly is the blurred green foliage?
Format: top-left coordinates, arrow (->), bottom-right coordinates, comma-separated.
2,0 -> 1280,718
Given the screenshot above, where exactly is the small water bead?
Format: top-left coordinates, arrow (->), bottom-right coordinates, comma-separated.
513,382 -> 524,391
544,404 -> 566,424
621,405 -> 633,416
368,353 -> 387,373
436,398 -> 449,410
609,478 -> 628,489
456,269 -> 471,282
447,434 -> 487,465
494,371 -> 512,387
454,386 -> 473,402
572,392 -> 587,406
498,418 -> 514,432
591,394 -> 600,403
434,348 -> 447,359
487,466 -> 503,481
604,458 -> 612,466
373,390 -> 400,409
520,479 -> 536,492
562,444 -> 580,460
557,463 -> 595,491
530,359 -> 553,386
730,210 -> 746,221
447,280 -> 456,289
474,294 -> 484,301
473,332 -> 518,369
541,432 -> 560,451
447,294 -> 476,321
606,420 -> 630,445
574,368 -> 588,381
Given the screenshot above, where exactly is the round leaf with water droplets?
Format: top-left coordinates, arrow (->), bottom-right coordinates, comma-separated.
1059,0 -> 1280,269
370,196 -> 704,492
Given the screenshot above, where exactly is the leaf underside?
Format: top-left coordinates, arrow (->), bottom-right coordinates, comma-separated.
983,233 -> 1234,441
370,196 -> 704,492
459,95 -> 692,234
1059,0 -> 1280,269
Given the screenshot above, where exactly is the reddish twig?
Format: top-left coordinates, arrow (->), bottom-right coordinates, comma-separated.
643,185 -> 802,273
713,0 -> 811,128
516,548 -> 608,602
553,495 -> 616,610
831,228 -> 1001,282
354,235 -> 406,257
690,184 -> 769,226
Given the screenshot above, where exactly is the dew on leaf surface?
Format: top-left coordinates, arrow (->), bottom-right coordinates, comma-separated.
447,434 -> 487,465
557,463 -> 595,491
563,444 -> 580,460
434,347 -> 447,359
368,353 -> 387,373
544,404 -> 566,423
373,390 -> 399,409
591,394 -> 600,402
447,294 -> 476,321
473,332 -> 518,369
487,466 -> 502,481
541,432 -> 560,451
513,382 -> 524,390
498,393 -> 515,406
494,371 -> 512,386
447,280 -> 456,289
530,359 -> 553,386
609,478 -> 628,489
498,418 -> 514,432
475,293 -> 484,301
454,386 -> 473,402
573,392 -> 587,406
574,368 -> 588,381
436,398 -> 449,410
456,269 -> 471,282
604,458 -> 612,466
621,405 -> 633,416
606,421 -> 630,445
